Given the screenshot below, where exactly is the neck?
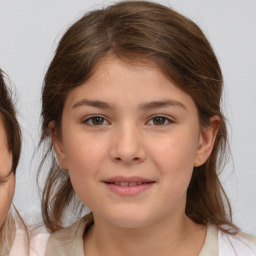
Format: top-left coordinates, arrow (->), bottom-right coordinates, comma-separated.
83,213 -> 206,256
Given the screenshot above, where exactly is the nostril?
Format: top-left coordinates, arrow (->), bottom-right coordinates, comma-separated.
114,156 -> 141,163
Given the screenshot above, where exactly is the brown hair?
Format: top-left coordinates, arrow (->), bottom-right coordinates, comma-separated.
0,69 -> 22,253
0,69 -> 21,173
39,1 -> 238,234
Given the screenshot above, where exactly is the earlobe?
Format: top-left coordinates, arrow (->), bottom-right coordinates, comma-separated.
194,116 -> 220,167
49,121 -> 68,170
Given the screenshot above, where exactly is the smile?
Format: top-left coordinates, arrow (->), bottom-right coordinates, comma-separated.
105,181 -> 152,186
102,176 -> 155,196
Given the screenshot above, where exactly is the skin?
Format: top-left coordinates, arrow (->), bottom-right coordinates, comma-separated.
0,117 -> 14,229
51,56 -> 219,256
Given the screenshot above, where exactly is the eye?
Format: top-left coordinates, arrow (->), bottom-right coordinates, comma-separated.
82,116 -> 109,126
147,116 -> 173,126
0,171 -> 12,184
0,179 -> 6,184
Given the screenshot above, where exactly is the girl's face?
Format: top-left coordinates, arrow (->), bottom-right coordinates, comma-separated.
52,56 -> 218,228
0,117 -> 14,228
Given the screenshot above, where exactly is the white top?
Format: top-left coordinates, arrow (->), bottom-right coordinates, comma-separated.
44,214 -> 256,256
9,217 -> 49,256
9,212 -> 256,256
219,230 -> 256,256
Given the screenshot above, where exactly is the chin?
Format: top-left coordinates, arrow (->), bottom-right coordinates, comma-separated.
106,211 -> 155,229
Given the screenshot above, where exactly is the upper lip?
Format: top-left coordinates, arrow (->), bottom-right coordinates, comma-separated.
102,176 -> 155,183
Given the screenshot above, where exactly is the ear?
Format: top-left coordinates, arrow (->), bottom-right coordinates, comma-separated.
49,121 -> 68,170
194,115 -> 220,167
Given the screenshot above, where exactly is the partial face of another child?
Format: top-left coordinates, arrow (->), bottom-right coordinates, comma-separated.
0,117 -> 14,229
52,56 -> 218,228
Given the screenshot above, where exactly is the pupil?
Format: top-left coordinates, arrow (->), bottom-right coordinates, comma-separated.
154,117 -> 165,125
93,117 -> 103,125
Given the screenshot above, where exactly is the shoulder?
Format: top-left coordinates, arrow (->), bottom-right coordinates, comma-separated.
218,228 -> 256,256
45,213 -> 93,256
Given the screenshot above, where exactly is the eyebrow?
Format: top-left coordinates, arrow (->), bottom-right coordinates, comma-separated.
72,99 -> 112,109
72,99 -> 186,110
138,100 -> 186,111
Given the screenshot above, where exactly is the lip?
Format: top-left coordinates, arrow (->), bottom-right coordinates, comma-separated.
102,176 -> 155,196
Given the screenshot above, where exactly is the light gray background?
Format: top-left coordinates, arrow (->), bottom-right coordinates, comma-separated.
0,0 -> 255,234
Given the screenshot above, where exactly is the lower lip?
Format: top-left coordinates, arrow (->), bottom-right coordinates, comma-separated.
103,182 -> 154,196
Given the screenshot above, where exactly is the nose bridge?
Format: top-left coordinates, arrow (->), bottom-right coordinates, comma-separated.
110,120 -> 145,164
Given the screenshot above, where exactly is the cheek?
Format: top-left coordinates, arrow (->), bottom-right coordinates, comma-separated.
147,136 -> 197,215
0,142 -> 13,177
150,130 -> 199,174
64,133 -> 106,173
0,142 -> 14,228
62,132 -> 107,202
0,175 -> 15,228
149,129 -> 199,200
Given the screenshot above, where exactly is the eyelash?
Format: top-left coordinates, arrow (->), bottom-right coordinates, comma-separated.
82,115 -> 174,126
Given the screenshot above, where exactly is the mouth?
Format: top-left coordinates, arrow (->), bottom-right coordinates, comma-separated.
104,181 -> 154,186
102,176 -> 155,196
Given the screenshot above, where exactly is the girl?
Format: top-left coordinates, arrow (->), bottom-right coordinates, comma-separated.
0,69 -> 22,255
0,69 -> 48,256
39,1 -> 256,255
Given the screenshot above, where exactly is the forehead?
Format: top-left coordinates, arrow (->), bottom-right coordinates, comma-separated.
65,56 -> 195,109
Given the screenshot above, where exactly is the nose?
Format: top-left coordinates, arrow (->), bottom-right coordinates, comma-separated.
110,123 -> 146,165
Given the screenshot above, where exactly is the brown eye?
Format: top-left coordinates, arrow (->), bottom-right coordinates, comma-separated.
147,116 -> 173,126
153,117 -> 167,125
91,117 -> 105,125
83,116 -> 109,126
